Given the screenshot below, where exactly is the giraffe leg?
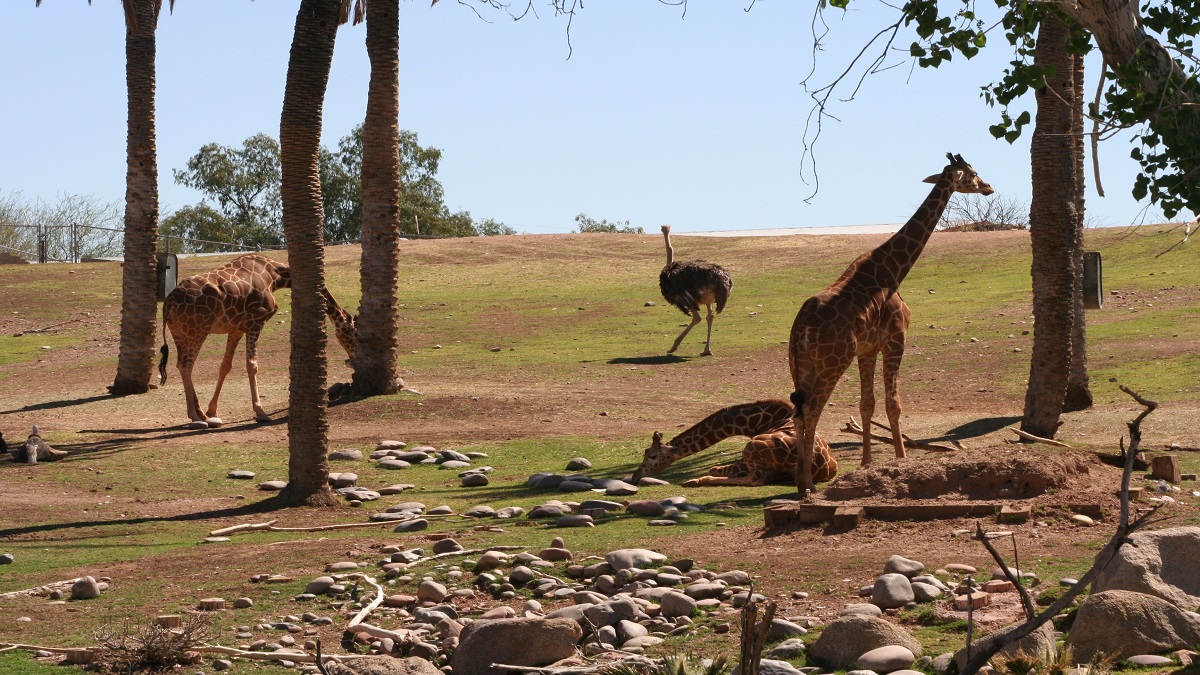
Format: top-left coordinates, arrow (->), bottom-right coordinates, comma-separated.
245,328 -> 272,423
684,473 -> 767,487
792,382 -> 839,497
667,309 -> 702,354
857,352 -> 878,466
175,335 -> 208,424
205,332 -> 243,423
882,332 -> 907,458
700,304 -> 715,356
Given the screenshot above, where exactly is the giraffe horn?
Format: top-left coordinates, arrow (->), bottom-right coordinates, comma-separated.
945,152 -> 955,164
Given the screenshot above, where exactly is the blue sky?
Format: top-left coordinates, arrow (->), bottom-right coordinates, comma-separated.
0,1 -> 1161,234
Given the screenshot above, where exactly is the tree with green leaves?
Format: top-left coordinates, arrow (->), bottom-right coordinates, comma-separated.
574,213 -> 643,234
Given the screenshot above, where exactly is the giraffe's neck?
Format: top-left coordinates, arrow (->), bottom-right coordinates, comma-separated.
867,172 -> 955,290
664,401 -> 793,460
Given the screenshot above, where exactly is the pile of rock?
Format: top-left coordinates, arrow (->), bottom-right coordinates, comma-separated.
526,472 -> 639,497
525,495 -> 707,528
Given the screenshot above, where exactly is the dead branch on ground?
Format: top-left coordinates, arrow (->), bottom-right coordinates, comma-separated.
1007,426 -> 1074,448
974,523 -> 1036,620
94,613 -> 213,674
738,581 -> 775,675
961,386 -> 1162,675
841,418 -> 959,452
208,514 -> 472,537
0,578 -> 86,600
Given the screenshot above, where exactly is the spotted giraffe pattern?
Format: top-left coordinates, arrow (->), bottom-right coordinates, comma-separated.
788,154 -> 994,496
630,400 -> 837,487
159,254 -> 357,426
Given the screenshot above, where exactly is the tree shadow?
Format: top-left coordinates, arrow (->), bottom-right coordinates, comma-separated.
0,498 -> 286,540
935,415 -> 1022,442
0,393 -> 115,416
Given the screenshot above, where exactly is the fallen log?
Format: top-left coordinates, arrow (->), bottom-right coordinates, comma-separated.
1007,426 -> 1074,448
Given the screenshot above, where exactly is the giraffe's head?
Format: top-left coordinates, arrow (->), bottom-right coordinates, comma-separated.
630,431 -> 674,483
923,153 -> 994,196
321,287 -> 357,362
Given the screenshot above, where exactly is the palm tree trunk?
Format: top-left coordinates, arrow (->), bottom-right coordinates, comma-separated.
1064,47 -> 1094,412
1022,14 -> 1082,437
109,0 -> 160,396
353,0 -> 403,396
277,0 -> 341,508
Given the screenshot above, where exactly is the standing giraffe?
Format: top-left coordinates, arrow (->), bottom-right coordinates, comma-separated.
630,400 -> 837,487
159,254 -> 357,427
659,225 -> 733,356
789,154 -> 994,496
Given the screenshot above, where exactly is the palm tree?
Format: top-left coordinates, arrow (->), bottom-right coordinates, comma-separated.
352,0 -> 404,396
49,0 -> 168,396
1022,13 -> 1085,437
1063,47 -> 1093,413
276,0 -> 343,508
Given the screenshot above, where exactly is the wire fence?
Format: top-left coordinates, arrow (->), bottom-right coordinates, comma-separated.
0,222 -> 455,264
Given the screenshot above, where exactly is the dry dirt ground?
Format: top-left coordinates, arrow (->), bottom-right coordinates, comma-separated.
1,235 -> 1199,662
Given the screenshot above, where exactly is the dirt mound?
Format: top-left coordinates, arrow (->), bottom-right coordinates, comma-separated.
823,448 -> 1099,501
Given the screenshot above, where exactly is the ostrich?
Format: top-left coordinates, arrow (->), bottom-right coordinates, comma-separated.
658,225 -> 733,356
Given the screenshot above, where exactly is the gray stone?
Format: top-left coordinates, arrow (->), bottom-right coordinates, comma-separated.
227,470 -> 255,479
439,460 -> 471,470
684,583 -> 727,600
716,570 -> 753,585
766,618 -> 808,641
324,656 -> 441,675
531,474 -> 565,488
557,480 -> 595,492
528,504 -> 565,519
659,591 -> 698,618
809,615 -> 923,671
0,553 -> 14,564
648,519 -> 677,526
306,576 -> 335,595
495,506 -> 525,518
462,473 -> 489,487
258,480 -> 287,491
1065,590 -> 1200,662
388,501 -> 426,513
580,499 -> 623,512
329,448 -> 363,461
566,457 -> 593,470
911,575 -> 949,592
870,573 -> 915,609
623,636 -> 664,649
378,459 -> 412,470
417,580 -> 448,603
618,619 -> 648,641
213,660 -> 233,671
440,450 -> 471,462
606,548 -> 668,570
432,538 -> 463,554
451,617 -> 582,675
604,481 -> 639,496
464,505 -> 495,517
767,638 -> 807,660
1092,526 -> 1200,609
730,659 -> 804,675
841,603 -> 884,618
636,476 -> 670,486
395,451 -> 433,463
1127,655 -> 1174,666
233,597 -> 254,609
953,621 -> 1056,671
911,582 -> 943,602
556,514 -> 594,527
426,505 -> 454,515
627,500 -> 666,517
70,576 -> 102,600
857,645 -> 916,673
883,555 -> 925,578
510,566 -> 536,584
393,519 -> 429,532
930,653 -> 954,675
378,484 -> 413,495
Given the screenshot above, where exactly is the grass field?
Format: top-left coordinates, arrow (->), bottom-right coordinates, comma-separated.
1,226 -> 1198,673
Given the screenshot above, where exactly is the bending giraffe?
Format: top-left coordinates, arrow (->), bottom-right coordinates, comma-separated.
158,254 -> 357,427
789,153 -> 993,496
630,400 -> 837,487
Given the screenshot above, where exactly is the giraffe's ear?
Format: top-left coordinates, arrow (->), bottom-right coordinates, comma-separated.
922,173 -> 942,184
651,431 -> 663,448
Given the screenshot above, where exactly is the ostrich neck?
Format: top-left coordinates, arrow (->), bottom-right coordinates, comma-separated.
663,234 -> 674,265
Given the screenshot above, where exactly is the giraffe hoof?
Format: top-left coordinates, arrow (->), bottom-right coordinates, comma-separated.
204,417 -> 224,428
185,420 -> 210,430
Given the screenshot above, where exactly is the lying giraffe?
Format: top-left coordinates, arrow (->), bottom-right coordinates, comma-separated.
630,400 -> 838,487
159,254 -> 357,427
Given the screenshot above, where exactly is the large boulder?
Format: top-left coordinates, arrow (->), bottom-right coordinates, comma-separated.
809,615 -> 922,671
450,617 -> 582,675
1092,526 -> 1200,610
1065,590 -> 1200,663
952,621 -> 1056,672
326,656 -> 442,675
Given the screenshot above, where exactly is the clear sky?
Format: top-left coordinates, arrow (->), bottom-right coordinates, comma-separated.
0,1 -> 1164,235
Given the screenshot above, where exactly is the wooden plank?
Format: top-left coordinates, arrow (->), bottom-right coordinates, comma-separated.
832,506 -> 865,530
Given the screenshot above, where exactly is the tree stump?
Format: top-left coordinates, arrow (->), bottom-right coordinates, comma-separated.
155,614 -> 183,628
954,591 -> 990,610
199,597 -> 226,611
1150,455 -> 1181,483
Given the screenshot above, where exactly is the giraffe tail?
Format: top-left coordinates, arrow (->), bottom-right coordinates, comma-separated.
158,305 -> 169,385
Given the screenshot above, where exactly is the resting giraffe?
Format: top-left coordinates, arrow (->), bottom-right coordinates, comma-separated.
159,254 -> 357,427
789,153 -> 994,496
630,400 -> 838,487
